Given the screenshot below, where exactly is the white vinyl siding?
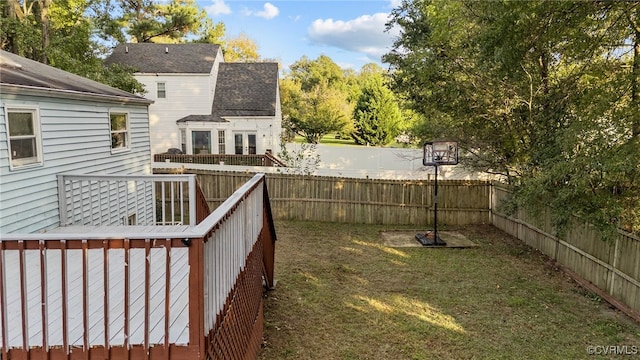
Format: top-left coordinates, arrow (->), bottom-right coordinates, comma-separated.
4,105 -> 43,170
0,95 -> 152,234
135,74 -> 213,155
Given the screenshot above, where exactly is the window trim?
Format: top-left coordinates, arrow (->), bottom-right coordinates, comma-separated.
109,111 -> 131,153
157,82 -> 166,99
5,105 -> 43,170
218,130 -> 226,155
191,130 -> 212,155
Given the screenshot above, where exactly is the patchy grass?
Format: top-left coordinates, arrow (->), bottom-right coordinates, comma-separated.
260,221 -> 640,359
291,134 -> 418,148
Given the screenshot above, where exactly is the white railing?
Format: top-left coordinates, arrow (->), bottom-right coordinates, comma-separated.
57,174 -> 198,227
202,179 -> 264,332
1,173 -> 276,359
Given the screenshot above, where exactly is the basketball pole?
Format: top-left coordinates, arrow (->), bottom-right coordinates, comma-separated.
416,140 -> 457,247
433,163 -> 439,241
415,161 -> 446,246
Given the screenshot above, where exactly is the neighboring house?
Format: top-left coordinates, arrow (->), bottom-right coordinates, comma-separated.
0,49 -> 154,234
177,62 -> 282,156
105,43 -> 282,157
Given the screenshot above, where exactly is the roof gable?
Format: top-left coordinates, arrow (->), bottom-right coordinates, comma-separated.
0,50 -> 150,103
105,43 -> 220,74
211,62 -> 279,118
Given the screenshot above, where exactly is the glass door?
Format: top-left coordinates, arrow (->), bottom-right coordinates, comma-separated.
234,132 -> 257,155
248,134 -> 256,154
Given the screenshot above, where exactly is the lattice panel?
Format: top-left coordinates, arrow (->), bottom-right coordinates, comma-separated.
205,240 -> 265,360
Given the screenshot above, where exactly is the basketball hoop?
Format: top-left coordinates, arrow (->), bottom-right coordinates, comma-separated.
423,141 -> 458,166
417,141 -> 459,247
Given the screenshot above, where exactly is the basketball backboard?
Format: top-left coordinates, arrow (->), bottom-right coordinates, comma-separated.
423,141 -> 458,166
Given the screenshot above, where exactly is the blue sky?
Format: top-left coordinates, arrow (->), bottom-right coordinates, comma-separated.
196,0 -> 402,71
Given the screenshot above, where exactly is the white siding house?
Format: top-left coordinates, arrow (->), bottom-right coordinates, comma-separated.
106,43 -> 224,156
106,44 -> 281,157
0,49 -> 154,234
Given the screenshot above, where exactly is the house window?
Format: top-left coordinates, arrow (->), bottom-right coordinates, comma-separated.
192,131 -> 211,154
6,107 -> 43,169
218,130 -> 225,154
157,82 -> 166,99
110,112 -> 129,151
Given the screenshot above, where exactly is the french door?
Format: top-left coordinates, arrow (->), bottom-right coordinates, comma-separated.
234,132 -> 257,155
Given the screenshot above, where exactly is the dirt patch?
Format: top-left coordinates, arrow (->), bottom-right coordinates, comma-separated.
380,229 -> 478,248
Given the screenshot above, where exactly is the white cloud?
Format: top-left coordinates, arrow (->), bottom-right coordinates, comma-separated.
243,2 -> 279,20
388,0 -> 402,9
204,0 -> 231,16
257,3 -> 279,19
308,13 -> 400,62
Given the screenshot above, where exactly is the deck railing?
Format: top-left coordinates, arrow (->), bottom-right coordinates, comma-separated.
0,173 -> 276,359
154,153 -> 287,167
57,174 -> 199,227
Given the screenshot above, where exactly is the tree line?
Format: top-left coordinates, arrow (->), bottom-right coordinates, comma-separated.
384,0 -> 639,235
1,0 -> 260,94
280,56 -> 410,146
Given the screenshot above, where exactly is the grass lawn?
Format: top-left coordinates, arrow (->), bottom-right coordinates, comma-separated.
292,134 -> 417,148
260,221 -> 640,359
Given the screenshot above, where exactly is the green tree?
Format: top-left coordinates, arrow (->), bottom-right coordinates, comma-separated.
106,0 -> 209,43
384,0 -> 640,234
222,32 -> 260,62
288,55 -> 346,91
281,78 -> 350,144
282,56 -> 353,143
0,0 -> 145,94
351,74 -> 402,146
192,17 -> 226,45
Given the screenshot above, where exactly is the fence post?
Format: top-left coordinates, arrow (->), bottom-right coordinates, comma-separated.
609,235 -> 620,295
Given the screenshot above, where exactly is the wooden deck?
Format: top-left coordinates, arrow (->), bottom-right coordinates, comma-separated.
2,249 -> 190,347
0,173 -> 277,359
1,225 -> 192,348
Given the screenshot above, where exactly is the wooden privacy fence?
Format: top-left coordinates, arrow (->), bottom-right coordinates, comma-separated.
154,170 -> 492,226
159,169 -> 640,318
491,184 -> 640,318
0,173 -> 276,360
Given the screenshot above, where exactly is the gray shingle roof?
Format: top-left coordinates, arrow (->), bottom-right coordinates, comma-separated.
176,114 -> 228,122
105,43 -> 220,73
0,50 -> 151,103
212,62 -> 279,117
177,62 -> 279,123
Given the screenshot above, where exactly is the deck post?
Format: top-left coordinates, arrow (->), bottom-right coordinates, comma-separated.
261,180 -> 277,289
189,175 -> 197,226
57,175 -> 68,226
188,236 -> 205,358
